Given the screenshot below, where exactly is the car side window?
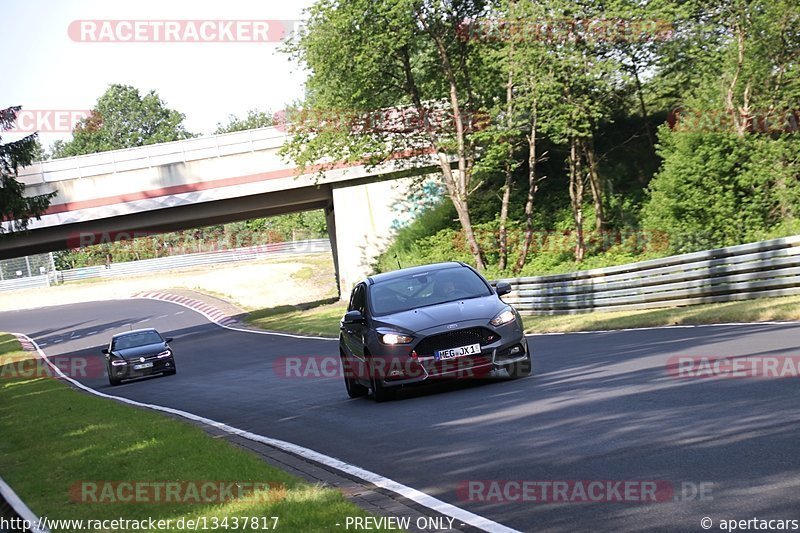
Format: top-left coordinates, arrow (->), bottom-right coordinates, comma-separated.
348,285 -> 359,311
350,284 -> 366,315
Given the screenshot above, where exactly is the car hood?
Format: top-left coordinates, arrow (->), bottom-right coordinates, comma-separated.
374,296 -> 505,332
114,343 -> 168,360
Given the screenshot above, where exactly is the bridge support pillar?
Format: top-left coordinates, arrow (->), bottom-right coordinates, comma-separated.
324,202 -> 340,299
330,178 -> 415,299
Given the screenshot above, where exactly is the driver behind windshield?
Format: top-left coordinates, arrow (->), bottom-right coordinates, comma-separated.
435,278 -> 458,299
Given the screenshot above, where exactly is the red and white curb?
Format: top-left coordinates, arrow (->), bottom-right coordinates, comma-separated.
12,333 -> 36,352
134,291 -> 238,327
132,292 -> 336,340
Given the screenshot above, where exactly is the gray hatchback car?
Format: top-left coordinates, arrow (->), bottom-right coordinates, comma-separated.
339,262 -> 531,402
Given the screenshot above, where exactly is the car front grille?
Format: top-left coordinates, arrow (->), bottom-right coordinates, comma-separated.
414,327 -> 499,356
127,353 -> 163,363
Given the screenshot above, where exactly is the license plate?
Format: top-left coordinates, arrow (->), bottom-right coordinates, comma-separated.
435,343 -> 481,360
133,362 -> 153,370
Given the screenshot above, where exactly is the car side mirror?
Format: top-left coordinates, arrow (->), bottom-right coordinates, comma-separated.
496,282 -> 512,296
342,310 -> 364,324
165,338 -> 174,344
101,348 -> 110,355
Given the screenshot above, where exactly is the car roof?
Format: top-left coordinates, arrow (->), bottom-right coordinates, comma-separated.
367,262 -> 467,285
112,328 -> 160,339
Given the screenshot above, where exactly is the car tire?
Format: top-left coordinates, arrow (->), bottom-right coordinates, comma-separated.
341,354 -> 368,398
508,342 -> 532,379
108,366 -> 122,386
371,375 -> 393,402
368,355 -> 394,403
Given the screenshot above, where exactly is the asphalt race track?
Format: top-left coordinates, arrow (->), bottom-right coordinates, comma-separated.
2,299 -> 800,532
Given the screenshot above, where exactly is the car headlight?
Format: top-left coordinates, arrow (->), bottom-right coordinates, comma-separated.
157,349 -> 172,358
490,308 -> 516,326
111,359 -> 128,366
380,333 -> 414,345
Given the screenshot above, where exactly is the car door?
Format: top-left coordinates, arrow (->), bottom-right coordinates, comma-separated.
342,283 -> 368,378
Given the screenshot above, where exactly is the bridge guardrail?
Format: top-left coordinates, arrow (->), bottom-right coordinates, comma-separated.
497,235 -> 800,315
16,126 -> 288,185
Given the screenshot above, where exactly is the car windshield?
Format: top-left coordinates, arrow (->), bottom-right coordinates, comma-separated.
112,331 -> 164,350
370,267 -> 491,316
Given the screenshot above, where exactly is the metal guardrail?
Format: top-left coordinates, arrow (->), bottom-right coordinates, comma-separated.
0,275 -> 49,291
498,235 -> 800,315
55,239 -> 331,283
16,126 -> 287,185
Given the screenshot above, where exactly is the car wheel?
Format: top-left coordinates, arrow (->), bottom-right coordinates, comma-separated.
162,360 -> 177,376
508,351 -> 532,379
508,339 -> 532,378
368,355 -> 394,403
371,375 -> 394,402
108,365 -> 122,386
341,354 -> 368,398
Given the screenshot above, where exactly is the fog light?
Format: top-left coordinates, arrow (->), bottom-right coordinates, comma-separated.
510,346 -> 521,354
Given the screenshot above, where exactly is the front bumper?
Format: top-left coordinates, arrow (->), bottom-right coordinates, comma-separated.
375,325 -> 529,388
110,357 -> 175,381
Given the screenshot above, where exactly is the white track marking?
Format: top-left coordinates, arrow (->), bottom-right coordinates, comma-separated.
14,332 -> 521,533
0,475 -> 49,533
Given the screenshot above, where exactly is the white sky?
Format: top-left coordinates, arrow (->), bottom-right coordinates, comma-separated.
1,0 -> 314,148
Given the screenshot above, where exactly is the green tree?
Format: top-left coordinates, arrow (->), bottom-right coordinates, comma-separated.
214,110 -> 325,241
643,0 -> 800,251
52,84 -> 193,158
283,0 -> 501,270
214,109 -> 274,134
0,107 -> 56,234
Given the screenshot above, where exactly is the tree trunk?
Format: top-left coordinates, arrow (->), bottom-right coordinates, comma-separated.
568,137 -> 585,262
398,43 -> 485,269
515,98 -> 540,273
582,136 -> 605,233
726,19 -> 749,136
630,57 -> 655,149
498,41 -> 515,271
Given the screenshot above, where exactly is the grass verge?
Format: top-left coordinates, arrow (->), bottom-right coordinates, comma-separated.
245,299 -> 346,338
0,334 -> 398,532
244,295 -> 800,337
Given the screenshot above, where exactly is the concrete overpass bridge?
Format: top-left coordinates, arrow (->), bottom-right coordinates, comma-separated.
5,127 -> 441,294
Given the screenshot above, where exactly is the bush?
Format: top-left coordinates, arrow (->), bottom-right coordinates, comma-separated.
642,125 -> 800,253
